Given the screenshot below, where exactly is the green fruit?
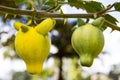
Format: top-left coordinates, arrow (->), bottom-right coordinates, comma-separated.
92,17 -> 106,31
92,17 -> 105,28
71,23 -> 104,67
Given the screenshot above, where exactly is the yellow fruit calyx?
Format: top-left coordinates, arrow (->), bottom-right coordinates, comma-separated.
35,18 -> 56,35
14,22 -> 29,32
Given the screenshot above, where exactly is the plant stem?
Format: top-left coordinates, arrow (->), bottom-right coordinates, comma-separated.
0,3 -> 120,31
0,5 -> 94,18
97,3 -> 116,17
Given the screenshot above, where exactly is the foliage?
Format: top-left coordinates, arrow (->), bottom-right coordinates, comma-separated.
71,24 -> 104,67
114,2 -> 120,11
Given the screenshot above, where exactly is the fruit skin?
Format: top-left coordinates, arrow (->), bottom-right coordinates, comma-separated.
92,17 -> 105,28
14,18 -> 55,74
71,23 -> 104,67
35,18 -> 56,35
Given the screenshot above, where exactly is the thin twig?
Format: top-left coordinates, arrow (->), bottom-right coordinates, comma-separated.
0,31 -> 8,34
97,3 -> 116,17
106,10 -> 116,13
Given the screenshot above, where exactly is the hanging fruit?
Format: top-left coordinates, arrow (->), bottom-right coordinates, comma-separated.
14,18 -> 56,74
71,20 -> 104,67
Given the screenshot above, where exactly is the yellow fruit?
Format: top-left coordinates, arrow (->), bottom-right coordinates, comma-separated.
35,18 -> 56,35
14,18 -> 55,74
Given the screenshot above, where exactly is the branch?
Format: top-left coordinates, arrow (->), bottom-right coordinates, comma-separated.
97,3 -> 116,17
0,4 -> 120,31
0,2 -> 116,18
0,5 -> 94,18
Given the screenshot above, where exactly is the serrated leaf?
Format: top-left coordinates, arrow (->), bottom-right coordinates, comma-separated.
45,0 -> 56,7
60,9 -> 64,15
100,24 -> 107,31
77,18 -> 86,27
84,1 -> 104,13
114,2 -> 120,11
68,0 -> 85,9
14,0 -> 25,5
104,14 -> 118,25
68,1 -> 104,12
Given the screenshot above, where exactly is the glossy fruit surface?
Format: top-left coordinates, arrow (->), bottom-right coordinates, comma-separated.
14,18 -> 55,74
71,23 -> 104,67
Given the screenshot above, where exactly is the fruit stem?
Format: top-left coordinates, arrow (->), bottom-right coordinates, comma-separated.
92,17 -> 105,28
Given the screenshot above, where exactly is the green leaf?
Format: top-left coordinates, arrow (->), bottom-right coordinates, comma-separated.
114,2 -> 120,11
45,0 -> 56,7
68,1 -> 104,13
84,1 -> 105,13
101,25 -> 107,31
14,0 -> 25,5
68,0 -> 85,9
59,0 -> 65,1
104,14 -> 118,25
77,18 -> 86,27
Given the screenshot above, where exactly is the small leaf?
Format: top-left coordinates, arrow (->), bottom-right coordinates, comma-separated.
77,19 -> 86,27
84,1 -> 105,13
100,25 -> 107,31
45,0 -> 56,7
4,13 -> 9,19
14,0 -> 25,5
60,9 -> 64,15
114,2 -> 120,11
104,14 -> 118,25
68,0 -> 85,9
68,1 -> 104,13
